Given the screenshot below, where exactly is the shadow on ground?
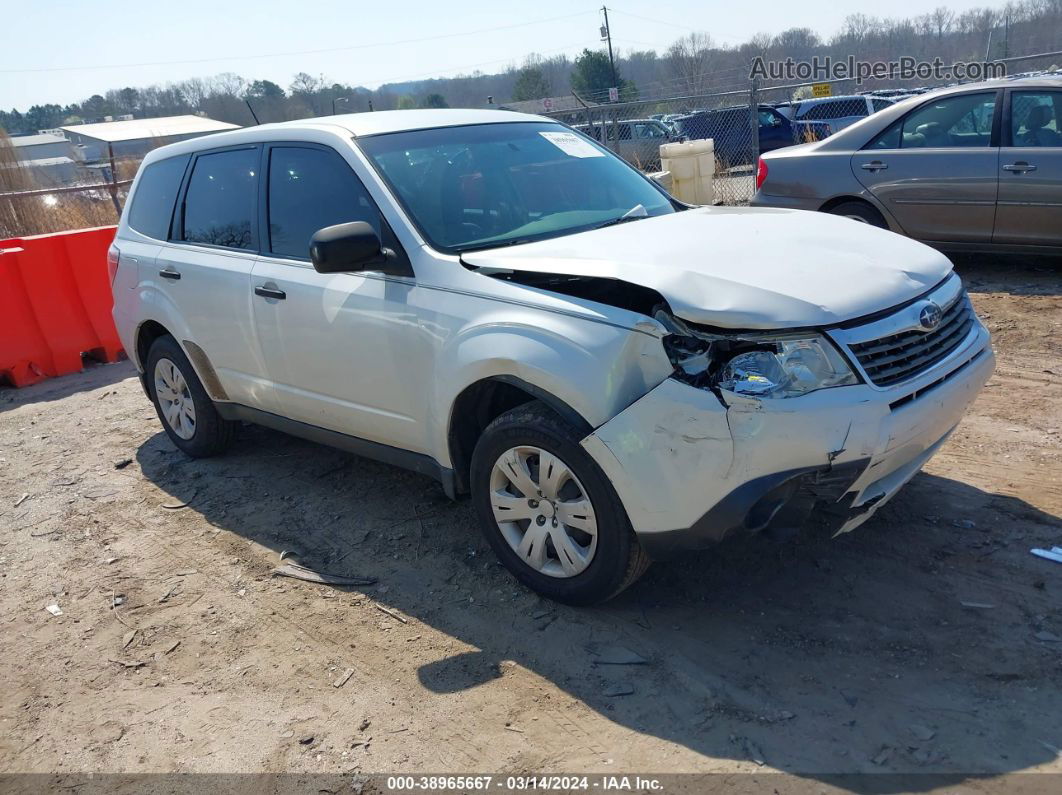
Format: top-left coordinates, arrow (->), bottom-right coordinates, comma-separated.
951,252 -> 1062,297
0,358 -> 136,412
134,418 -> 1062,790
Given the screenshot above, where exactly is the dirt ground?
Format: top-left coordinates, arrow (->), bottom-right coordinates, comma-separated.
1,256 -> 1060,790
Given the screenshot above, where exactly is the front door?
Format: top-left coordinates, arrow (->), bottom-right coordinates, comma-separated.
994,89 -> 1062,247
853,90 -> 1001,243
249,144 -> 425,453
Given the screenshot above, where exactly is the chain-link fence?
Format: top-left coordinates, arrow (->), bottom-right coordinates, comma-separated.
526,50 -> 1062,206
538,84 -> 891,205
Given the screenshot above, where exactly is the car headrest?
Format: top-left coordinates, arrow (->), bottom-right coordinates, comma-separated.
1026,104 -> 1053,130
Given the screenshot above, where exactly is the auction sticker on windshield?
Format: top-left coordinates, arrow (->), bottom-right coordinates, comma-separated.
539,131 -> 604,158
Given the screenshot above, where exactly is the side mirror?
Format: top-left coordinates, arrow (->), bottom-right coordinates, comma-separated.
310,221 -> 385,274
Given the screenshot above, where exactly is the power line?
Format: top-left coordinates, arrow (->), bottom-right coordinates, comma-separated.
0,11 -> 596,74
608,8 -> 746,44
367,42 -> 593,89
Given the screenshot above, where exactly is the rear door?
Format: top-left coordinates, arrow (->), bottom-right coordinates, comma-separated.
154,145 -> 274,409
852,90 -> 1001,243
122,154 -> 189,289
249,143 -> 424,451
993,88 -> 1062,247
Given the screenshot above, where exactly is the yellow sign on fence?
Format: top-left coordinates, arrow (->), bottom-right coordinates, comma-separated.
812,82 -> 833,98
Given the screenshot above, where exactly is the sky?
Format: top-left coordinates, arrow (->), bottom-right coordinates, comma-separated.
1,0 -> 1001,110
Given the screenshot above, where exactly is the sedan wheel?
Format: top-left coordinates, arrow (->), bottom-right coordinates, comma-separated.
489,445 -> 598,578
154,357 -> 196,440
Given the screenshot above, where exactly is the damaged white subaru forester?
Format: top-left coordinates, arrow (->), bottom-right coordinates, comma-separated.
111,109 -> 994,604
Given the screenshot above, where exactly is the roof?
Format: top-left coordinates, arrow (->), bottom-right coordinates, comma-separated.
138,109 -> 556,167
10,133 -> 68,147
60,115 -> 239,143
297,108 -> 547,137
0,155 -> 75,169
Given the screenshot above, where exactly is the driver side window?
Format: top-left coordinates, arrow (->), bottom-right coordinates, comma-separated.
266,146 -> 381,260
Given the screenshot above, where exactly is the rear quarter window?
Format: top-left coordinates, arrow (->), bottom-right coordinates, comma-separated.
126,155 -> 189,240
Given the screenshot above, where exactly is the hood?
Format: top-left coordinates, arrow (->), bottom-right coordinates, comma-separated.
461,206 -> 953,329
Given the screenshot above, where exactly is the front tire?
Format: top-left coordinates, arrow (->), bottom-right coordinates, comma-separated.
470,402 -> 649,605
145,335 -> 235,457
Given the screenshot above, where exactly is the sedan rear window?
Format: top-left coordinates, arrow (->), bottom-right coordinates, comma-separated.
357,122 -> 674,253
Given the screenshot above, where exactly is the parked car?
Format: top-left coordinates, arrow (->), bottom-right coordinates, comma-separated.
772,95 -> 896,132
573,118 -> 674,169
671,105 -> 830,169
112,109 -> 994,604
752,78 -> 1062,253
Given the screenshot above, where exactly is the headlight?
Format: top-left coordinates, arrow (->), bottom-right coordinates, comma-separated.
656,310 -> 861,399
718,335 -> 858,398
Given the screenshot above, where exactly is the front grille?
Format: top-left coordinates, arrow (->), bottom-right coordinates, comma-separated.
848,293 -> 975,387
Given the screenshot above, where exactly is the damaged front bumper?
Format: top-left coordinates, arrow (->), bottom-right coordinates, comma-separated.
580,325 -> 994,558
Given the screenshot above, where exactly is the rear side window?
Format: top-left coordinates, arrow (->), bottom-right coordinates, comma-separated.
127,155 -> 188,240
181,148 -> 257,250
266,146 -> 381,260
802,100 -> 865,121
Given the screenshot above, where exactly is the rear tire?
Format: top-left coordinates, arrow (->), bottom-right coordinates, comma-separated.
826,200 -> 888,229
145,335 -> 235,458
470,401 -> 649,605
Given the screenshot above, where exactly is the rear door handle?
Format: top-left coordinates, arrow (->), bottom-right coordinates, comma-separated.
158,267 -> 181,280
254,284 -> 286,300
861,161 -> 888,171
1002,162 -> 1037,173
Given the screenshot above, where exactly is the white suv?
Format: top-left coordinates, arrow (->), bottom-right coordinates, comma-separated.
111,109 -> 994,604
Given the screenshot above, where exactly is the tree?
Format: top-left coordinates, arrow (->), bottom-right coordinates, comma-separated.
81,95 -> 109,118
570,49 -> 637,101
570,49 -> 616,97
289,72 -> 325,96
929,6 -> 956,40
211,73 -> 247,98
246,80 -> 285,99
511,65 -> 551,102
665,33 -> 715,96
396,95 -> 417,110
419,93 -> 449,108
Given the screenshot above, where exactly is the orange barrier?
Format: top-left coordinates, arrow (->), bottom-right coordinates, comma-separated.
0,226 -> 123,388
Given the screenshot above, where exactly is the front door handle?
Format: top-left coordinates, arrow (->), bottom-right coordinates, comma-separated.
1002,162 -> 1037,173
861,161 -> 888,171
158,267 -> 181,280
254,284 -> 286,300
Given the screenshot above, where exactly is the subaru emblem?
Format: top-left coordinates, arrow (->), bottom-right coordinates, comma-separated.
918,301 -> 943,331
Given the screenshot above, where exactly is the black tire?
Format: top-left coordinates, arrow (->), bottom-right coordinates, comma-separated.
470,401 -> 650,605
826,200 -> 888,229
145,335 -> 236,458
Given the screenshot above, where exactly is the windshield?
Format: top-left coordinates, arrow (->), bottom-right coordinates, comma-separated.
357,122 -> 675,253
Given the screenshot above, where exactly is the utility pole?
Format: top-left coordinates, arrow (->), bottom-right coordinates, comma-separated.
600,6 -> 618,98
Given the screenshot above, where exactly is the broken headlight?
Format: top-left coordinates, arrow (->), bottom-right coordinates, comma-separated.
717,335 -> 858,398
656,311 -> 859,398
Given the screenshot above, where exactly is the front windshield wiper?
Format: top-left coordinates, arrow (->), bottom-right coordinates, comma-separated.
454,237 -> 535,254
593,203 -> 649,230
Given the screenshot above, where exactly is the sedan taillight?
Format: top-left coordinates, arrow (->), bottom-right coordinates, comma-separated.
755,158 -> 768,191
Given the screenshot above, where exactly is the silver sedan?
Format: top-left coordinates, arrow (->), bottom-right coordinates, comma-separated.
752,77 -> 1062,254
